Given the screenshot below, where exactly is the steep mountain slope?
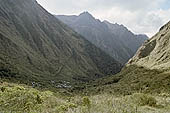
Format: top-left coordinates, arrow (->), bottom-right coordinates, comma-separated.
104,21 -> 148,55
128,21 -> 170,70
90,21 -> 170,94
56,12 -> 148,64
0,0 -> 122,87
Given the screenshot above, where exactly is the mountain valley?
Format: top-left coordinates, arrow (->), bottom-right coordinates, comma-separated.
0,0 -> 170,113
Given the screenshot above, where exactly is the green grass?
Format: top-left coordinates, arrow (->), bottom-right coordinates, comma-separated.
83,65 -> 170,95
1,82 -> 170,113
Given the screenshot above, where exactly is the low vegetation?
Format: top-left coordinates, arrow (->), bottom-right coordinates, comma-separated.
85,65 -> 170,95
1,82 -> 170,113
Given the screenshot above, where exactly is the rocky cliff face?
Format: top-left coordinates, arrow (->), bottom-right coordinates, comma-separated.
128,21 -> 170,70
0,0 -> 122,86
56,12 -> 148,64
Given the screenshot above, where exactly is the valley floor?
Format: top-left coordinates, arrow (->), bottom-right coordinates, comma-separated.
0,82 -> 170,113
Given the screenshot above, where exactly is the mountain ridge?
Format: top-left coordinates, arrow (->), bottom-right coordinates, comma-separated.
56,12 -> 148,64
89,21 -> 170,94
0,0 -> 122,87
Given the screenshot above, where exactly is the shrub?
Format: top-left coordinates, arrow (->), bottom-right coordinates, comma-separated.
36,94 -> 43,104
68,103 -> 77,109
55,105 -> 68,112
82,96 -> 91,107
132,93 -> 157,107
1,87 -> 6,92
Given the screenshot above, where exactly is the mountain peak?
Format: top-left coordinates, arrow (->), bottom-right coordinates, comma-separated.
56,13 -> 148,64
79,11 -> 94,18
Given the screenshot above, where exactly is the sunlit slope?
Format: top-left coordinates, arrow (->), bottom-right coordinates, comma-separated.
89,21 -> 170,94
128,21 -> 170,70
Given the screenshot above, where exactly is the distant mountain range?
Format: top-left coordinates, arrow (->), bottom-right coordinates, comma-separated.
56,12 -> 148,64
0,0 -> 122,86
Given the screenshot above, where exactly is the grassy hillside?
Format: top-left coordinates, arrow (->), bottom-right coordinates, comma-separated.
128,21 -> 170,70
85,21 -> 170,95
0,0 -> 121,88
87,65 -> 170,95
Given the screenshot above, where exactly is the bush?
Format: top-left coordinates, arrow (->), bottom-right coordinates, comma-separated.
1,87 -> 6,92
0,85 -> 48,112
131,93 -> 157,107
68,103 -> 77,109
36,94 -> 43,104
56,105 -> 68,112
82,96 -> 91,107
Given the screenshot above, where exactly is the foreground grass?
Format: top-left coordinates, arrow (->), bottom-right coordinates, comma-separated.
87,65 -> 170,95
0,82 -> 170,113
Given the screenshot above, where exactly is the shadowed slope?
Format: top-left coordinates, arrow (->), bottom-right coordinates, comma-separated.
0,0 -> 122,87
56,13 -> 148,64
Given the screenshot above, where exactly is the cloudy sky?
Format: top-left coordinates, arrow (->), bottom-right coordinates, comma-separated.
36,0 -> 170,37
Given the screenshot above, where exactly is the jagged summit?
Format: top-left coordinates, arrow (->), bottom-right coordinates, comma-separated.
78,11 -> 94,19
56,13 -> 148,64
76,11 -> 97,25
79,11 -> 92,17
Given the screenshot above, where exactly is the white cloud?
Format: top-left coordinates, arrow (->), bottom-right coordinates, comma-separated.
36,0 -> 170,37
